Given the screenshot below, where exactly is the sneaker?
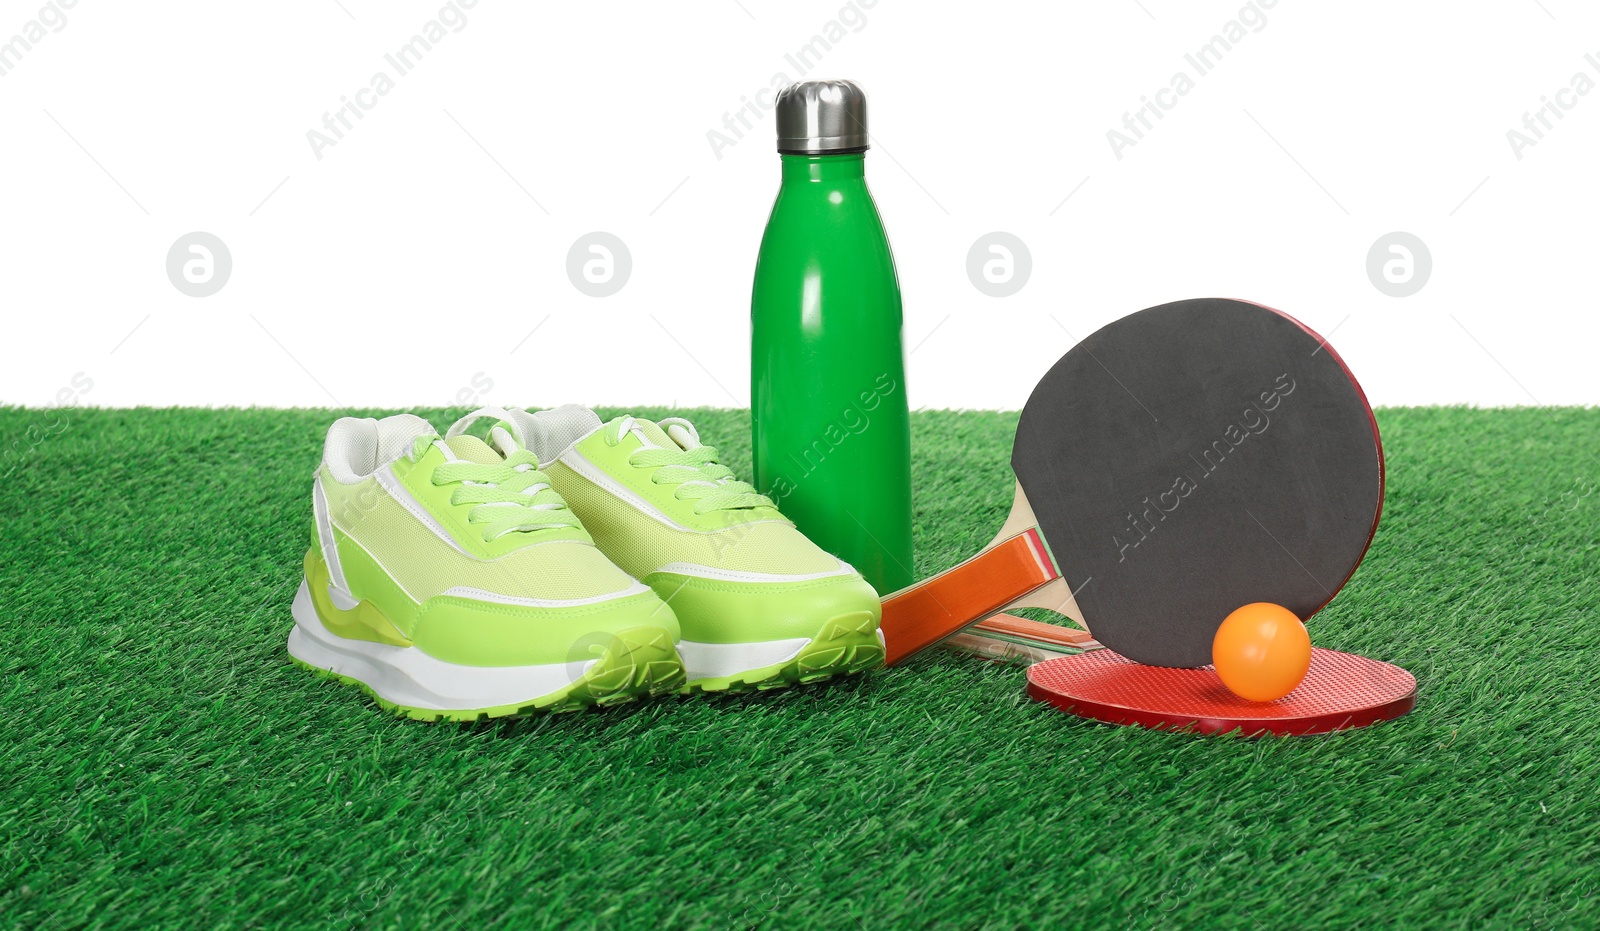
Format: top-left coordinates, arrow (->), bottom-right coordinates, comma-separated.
287,413 -> 685,720
445,406 -> 884,692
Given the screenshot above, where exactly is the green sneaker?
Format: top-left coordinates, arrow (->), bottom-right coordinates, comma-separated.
287,413 -> 684,721
445,406 -> 884,693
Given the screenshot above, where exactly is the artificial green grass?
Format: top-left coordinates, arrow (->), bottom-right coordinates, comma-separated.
2,406 -> 1597,929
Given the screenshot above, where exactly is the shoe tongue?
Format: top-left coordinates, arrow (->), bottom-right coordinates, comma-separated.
629,418 -> 683,451
443,434 -> 503,465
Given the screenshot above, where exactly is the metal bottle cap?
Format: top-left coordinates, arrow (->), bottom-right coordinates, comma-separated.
774,79 -> 869,155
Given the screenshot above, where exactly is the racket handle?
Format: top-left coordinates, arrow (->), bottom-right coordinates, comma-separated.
880,531 -> 1058,665
941,615 -> 1100,665
973,614 -> 1099,650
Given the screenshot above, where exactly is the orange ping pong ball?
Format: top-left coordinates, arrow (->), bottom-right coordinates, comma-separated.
1212,603 -> 1312,702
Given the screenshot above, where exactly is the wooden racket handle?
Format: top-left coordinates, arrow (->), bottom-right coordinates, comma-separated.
941,616 -> 1100,666
973,614 -> 1099,649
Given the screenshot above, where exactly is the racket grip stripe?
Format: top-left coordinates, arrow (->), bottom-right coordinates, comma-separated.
1022,527 -> 1058,576
881,532 -> 1061,665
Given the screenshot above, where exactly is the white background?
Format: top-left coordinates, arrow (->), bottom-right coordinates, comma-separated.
2,0 -> 1596,410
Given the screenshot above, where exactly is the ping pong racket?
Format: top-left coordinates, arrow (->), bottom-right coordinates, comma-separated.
1025,646 -> 1416,737
943,613 -> 1414,736
882,297 -> 1384,668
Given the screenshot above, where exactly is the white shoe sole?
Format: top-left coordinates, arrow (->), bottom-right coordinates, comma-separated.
286,580 -> 595,713
678,625 -> 886,687
678,637 -> 812,681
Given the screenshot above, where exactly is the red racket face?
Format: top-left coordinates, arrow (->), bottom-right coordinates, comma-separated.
1026,647 -> 1415,737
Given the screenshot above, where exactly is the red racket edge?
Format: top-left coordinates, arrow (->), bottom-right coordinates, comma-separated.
1245,299 -> 1387,623
1025,681 -> 1416,737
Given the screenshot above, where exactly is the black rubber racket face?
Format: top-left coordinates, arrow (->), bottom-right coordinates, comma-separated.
1013,298 -> 1383,668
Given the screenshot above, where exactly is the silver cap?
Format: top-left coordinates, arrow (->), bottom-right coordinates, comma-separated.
774,80 -> 869,155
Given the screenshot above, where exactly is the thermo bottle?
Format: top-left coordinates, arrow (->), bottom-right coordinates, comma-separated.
751,79 -> 913,594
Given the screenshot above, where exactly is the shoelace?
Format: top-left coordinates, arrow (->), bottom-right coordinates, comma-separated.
603,416 -> 774,515
412,439 -> 580,542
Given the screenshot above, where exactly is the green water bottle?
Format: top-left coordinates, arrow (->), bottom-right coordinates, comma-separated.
751,79 -> 913,595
